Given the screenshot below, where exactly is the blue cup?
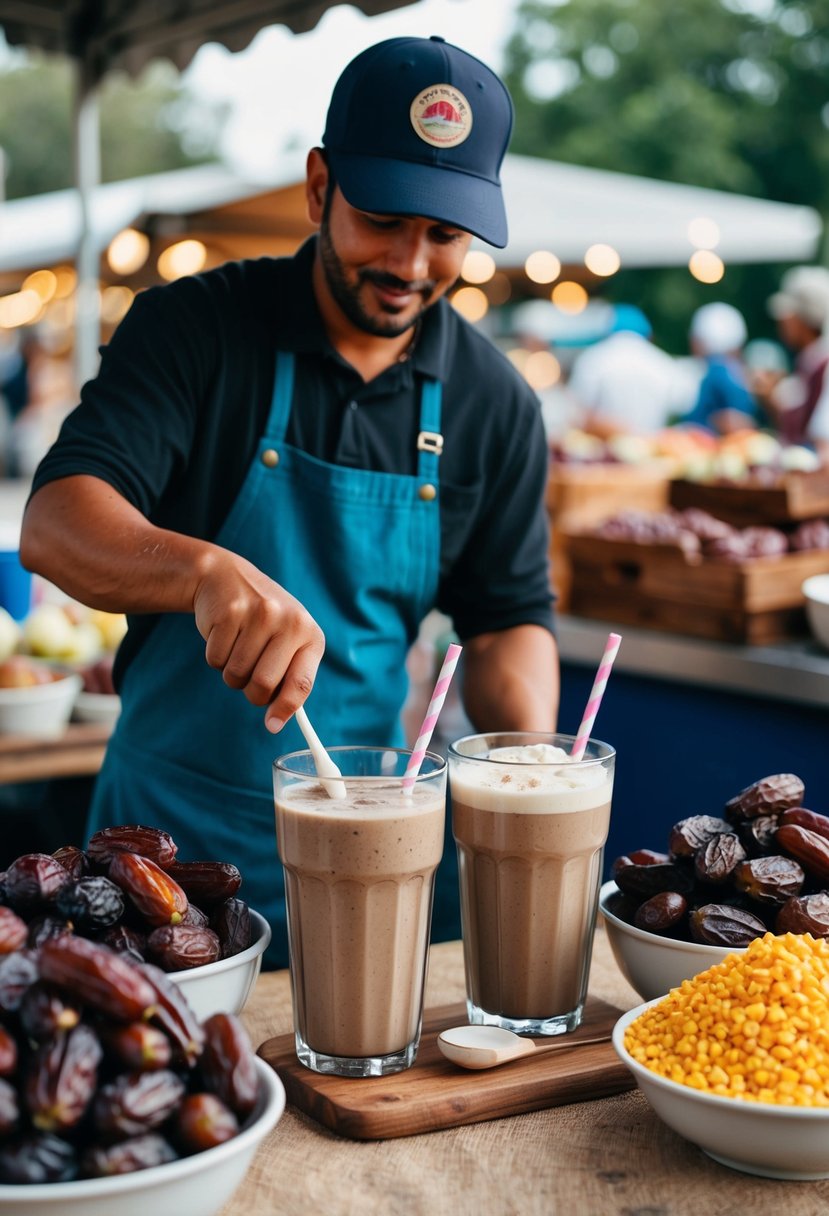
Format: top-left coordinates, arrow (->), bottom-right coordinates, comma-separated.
0,548 -> 33,622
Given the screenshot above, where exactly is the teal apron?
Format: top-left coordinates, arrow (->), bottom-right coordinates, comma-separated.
88,350 -> 443,967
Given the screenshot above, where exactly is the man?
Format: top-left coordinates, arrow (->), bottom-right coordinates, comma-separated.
683,302 -> 763,435
20,36 -> 558,966
569,304 -> 684,437
765,265 -> 829,448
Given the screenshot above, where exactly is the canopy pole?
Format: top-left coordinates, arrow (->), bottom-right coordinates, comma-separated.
72,56 -> 102,396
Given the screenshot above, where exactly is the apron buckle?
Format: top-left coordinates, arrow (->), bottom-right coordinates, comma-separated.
417,430 -> 444,456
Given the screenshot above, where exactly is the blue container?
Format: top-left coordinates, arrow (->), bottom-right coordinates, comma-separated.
0,547 -> 33,622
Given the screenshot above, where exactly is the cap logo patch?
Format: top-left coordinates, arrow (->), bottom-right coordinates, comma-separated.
410,84 -> 473,148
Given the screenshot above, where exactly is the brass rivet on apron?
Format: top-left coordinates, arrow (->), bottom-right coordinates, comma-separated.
261,448 -> 279,468
418,483 -> 437,502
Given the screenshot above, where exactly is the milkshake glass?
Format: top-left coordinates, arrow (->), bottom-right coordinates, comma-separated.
274,746 -> 445,1077
449,732 -> 615,1036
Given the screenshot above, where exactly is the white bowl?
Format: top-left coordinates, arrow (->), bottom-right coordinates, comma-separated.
0,1056 -> 285,1214
802,573 -> 829,650
0,672 -> 82,738
614,1001 -> 829,1179
600,880 -> 740,1001
168,909 -> 271,1021
72,691 -> 121,726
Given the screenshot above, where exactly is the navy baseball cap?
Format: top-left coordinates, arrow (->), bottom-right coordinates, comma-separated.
322,35 -> 514,248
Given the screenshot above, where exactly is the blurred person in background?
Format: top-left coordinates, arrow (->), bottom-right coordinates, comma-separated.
763,266 -> 829,448
568,303 -> 684,437
681,302 -> 764,435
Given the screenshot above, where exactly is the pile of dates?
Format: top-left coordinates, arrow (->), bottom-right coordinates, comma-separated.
0,825 -> 252,973
595,507 -> 829,561
0,926 -> 260,1183
610,772 -> 829,947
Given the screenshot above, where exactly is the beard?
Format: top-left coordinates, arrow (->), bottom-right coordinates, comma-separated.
318,220 -> 437,339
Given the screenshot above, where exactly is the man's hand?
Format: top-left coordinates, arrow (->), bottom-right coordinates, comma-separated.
192,552 -> 325,732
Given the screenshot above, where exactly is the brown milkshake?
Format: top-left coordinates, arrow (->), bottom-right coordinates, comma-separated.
275,776 -> 445,1067
450,736 -> 614,1034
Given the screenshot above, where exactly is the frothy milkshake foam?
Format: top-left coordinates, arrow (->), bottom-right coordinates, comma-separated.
451,743 -> 613,1023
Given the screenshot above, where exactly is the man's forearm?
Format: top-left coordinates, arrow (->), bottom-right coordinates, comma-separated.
461,624 -> 559,733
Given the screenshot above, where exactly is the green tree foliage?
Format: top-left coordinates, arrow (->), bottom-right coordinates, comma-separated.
502,0 -> 829,352
0,53 -> 224,200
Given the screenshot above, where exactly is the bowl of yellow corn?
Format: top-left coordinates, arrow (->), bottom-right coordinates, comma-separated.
613,931 -> 829,1179
600,880 -> 738,1000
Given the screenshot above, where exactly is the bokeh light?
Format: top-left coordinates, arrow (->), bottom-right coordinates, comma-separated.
525,250 -> 561,284
688,217 -> 721,249
584,244 -> 621,276
689,249 -> 725,283
523,350 -> 561,390
461,250 -> 496,284
22,269 -> 58,304
451,286 -> 489,323
107,228 -> 151,276
0,289 -> 43,328
551,281 -> 589,313
157,240 -> 207,281
101,285 -> 135,324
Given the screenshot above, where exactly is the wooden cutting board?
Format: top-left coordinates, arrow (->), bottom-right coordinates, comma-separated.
257,995 -> 634,1140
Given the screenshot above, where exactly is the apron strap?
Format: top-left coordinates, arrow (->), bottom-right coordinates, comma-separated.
264,350 -> 295,444
416,378 -> 443,484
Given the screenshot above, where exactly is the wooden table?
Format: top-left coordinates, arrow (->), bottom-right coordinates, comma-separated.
0,722 -> 111,783
228,929 -> 822,1215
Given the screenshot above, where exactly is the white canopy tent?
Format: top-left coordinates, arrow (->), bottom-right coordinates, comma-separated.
0,152 -> 821,279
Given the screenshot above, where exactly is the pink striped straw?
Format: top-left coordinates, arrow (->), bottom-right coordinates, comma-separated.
402,642 -> 463,793
571,632 -> 622,761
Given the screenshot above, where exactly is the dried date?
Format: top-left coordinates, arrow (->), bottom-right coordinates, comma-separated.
734,855 -> 805,906
24,1023 -> 102,1133
174,1092 -> 239,1153
87,824 -> 179,871
737,815 -> 780,859
210,898 -> 252,959
93,1069 -> 186,1140
141,963 -> 205,1067
165,861 -> 242,908
0,949 -> 39,1013
3,853 -> 70,913
694,832 -> 747,885
775,824 -> 829,884
39,935 -> 157,1022
108,853 -> 188,927
52,844 -> 90,881
26,915 -> 74,950
0,1131 -> 77,1184
199,1012 -> 258,1118
19,981 -> 82,1041
57,875 -> 125,931
689,904 -> 767,947
146,925 -> 221,972
0,1024 -> 18,1077
100,1022 -> 173,1072
778,807 -> 829,842
0,1077 -> 19,1137
81,1132 -> 177,1177
98,923 -> 148,963
611,850 -> 669,877
669,815 -> 731,859
0,906 -> 28,953
614,862 -> 695,901
725,774 -> 805,823
633,891 -> 687,936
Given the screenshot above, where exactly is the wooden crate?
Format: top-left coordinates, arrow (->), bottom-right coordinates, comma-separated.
563,531 -> 829,644
669,468 -> 829,526
547,463 -> 670,609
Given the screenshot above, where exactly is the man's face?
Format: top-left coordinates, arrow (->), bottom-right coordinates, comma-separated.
314,180 -> 473,339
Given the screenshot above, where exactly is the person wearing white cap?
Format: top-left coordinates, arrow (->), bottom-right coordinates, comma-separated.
682,302 -> 763,435
765,265 -> 829,447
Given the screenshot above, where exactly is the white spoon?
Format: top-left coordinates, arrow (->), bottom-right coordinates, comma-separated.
294,706 -> 347,800
437,1024 -> 607,1070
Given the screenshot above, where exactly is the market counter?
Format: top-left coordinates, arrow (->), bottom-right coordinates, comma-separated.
228,932 -> 822,1215
556,615 -> 829,872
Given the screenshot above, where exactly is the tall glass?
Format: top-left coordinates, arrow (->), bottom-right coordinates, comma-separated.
273,746 -> 446,1077
449,732 -> 615,1036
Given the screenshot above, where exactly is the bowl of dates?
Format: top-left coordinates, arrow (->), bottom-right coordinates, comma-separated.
602,772 -> 829,1000
0,931 -> 286,1213
1,826 -> 271,1021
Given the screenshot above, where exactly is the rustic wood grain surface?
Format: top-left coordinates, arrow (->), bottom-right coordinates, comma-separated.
227,929 -> 829,1216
